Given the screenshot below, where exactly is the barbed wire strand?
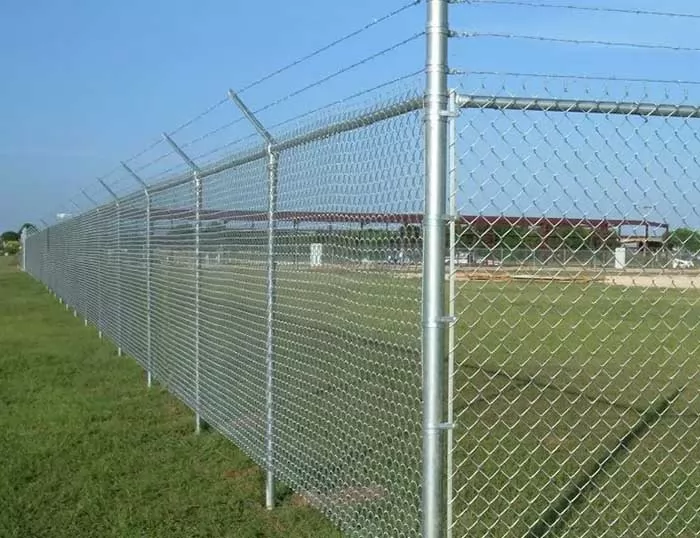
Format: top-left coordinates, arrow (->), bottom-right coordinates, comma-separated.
191,132 -> 262,165
123,1 -> 422,166
451,31 -> 700,53
190,70 -> 422,160
182,44 -> 421,153
252,33 -> 424,117
451,0 -> 700,21
122,138 -> 164,165
134,148 -> 178,174
268,70 -> 423,133
450,69 -> 700,86
162,72 -> 423,176
41,1 -> 423,223
237,0 -> 423,95
180,116 -> 248,150
167,97 -> 230,137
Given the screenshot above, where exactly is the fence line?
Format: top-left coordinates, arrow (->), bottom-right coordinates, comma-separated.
20,0 -> 700,536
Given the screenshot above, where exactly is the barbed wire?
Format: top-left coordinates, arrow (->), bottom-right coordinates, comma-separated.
251,33 -> 424,117
179,116 -> 248,150
34,1 -> 424,226
450,69 -> 700,86
187,72 -> 423,165
237,0 -> 422,95
133,148 -> 177,174
121,138 -> 165,165
166,97 -> 230,137
267,70 -> 422,134
190,132 -> 261,165
451,31 -> 700,53
123,0 -> 422,166
450,0 -> 700,21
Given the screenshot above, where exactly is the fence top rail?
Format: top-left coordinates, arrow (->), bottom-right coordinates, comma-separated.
456,93 -> 700,118
111,96 -> 423,210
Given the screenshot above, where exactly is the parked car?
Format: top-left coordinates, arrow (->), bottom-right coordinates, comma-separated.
672,257 -> 694,269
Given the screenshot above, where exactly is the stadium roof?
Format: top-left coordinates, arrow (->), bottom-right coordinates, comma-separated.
145,209 -> 668,231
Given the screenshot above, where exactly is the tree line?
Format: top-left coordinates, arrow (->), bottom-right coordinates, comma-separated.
149,221 -> 700,253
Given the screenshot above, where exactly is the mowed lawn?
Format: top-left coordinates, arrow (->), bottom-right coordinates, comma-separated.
451,278 -> 700,537
0,256 -> 341,538
7,247 -> 700,538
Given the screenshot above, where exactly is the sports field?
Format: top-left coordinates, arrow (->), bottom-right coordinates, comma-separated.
11,253 -> 700,536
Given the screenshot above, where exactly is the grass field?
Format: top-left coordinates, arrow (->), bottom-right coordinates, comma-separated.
0,256 -> 341,538
450,278 -> 700,537
14,251 -> 700,537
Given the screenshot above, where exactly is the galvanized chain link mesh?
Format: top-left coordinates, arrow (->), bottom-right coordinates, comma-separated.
23,89 -> 426,537
448,74 -> 700,537
20,2 -> 700,535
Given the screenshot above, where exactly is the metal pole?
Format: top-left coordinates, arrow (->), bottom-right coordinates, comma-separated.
163,132 -> 201,173
162,136 -> 203,432
194,172 -> 203,433
98,178 -> 122,357
446,90 -> 457,538
423,1 -> 449,537
264,145 -> 278,510
122,162 -> 153,387
21,228 -> 27,272
228,88 -> 278,509
145,192 -> 152,387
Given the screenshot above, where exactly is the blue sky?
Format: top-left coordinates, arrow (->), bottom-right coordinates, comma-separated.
2,0 -> 700,233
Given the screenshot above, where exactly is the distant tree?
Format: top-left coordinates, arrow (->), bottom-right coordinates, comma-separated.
19,223 -> 38,235
665,228 -> 700,253
3,240 -> 20,255
1,230 -> 20,243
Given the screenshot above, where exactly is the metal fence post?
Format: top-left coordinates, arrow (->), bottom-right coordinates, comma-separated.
81,190 -> 104,339
446,89 -> 458,538
423,1 -> 449,537
264,146 -> 278,510
98,179 -> 122,357
194,171 -> 203,433
21,228 -> 27,272
228,89 -> 278,509
145,190 -> 152,387
163,132 -> 203,433
122,162 -> 153,387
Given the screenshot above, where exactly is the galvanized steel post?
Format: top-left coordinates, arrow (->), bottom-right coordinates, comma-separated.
264,145 -> 278,510
162,132 -> 204,432
122,162 -> 153,387
422,1 -> 449,537
446,90 -> 458,538
228,88 -> 278,509
98,178 -> 122,357
194,171 -> 203,433
145,190 -> 152,387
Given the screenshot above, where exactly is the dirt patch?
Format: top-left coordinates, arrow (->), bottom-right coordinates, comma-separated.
453,270 -> 592,283
289,493 -> 311,507
222,467 -> 260,481
604,273 -> 700,289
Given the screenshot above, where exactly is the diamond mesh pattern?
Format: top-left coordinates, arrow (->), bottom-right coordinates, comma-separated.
23,93 -> 425,538
449,79 -> 700,538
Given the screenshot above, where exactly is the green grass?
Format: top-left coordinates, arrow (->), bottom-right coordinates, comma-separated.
13,252 -> 700,537
451,279 -> 700,537
0,256 -> 341,538
147,261 -> 700,537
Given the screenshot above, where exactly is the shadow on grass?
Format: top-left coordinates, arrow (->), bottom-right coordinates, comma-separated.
458,361 -> 698,419
524,387 -> 684,538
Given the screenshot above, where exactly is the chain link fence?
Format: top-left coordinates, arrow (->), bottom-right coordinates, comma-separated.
448,80 -> 700,537
24,90 -> 427,537
19,1 -> 700,536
